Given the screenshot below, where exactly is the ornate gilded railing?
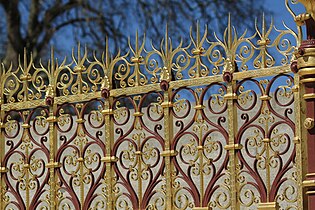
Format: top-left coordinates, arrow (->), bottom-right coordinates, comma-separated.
0,0 -> 310,209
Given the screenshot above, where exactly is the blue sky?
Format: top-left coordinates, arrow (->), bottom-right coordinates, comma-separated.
266,0 -> 305,27
53,0 -> 307,58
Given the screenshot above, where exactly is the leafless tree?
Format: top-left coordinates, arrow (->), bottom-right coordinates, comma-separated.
0,0 -> 266,66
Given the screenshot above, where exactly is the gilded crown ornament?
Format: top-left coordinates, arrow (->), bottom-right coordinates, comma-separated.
295,0 -> 315,39
298,0 -> 315,20
45,84 -> 55,106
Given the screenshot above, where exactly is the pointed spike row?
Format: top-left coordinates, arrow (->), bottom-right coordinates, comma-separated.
0,16 -> 300,101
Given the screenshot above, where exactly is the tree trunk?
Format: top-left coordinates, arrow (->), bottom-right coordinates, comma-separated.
3,41 -> 20,68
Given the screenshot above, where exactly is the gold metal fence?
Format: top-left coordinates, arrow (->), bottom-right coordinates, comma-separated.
0,1 -> 309,209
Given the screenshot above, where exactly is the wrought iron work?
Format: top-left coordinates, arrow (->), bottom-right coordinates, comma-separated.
0,0 -> 311,209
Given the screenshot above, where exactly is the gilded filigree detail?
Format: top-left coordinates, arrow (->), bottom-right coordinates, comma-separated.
0,3 -> 304,209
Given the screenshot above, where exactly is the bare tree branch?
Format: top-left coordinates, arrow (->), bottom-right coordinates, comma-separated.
0,0 -> 268,66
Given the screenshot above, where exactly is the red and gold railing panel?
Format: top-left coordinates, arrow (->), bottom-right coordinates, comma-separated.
0,0 -> 312,209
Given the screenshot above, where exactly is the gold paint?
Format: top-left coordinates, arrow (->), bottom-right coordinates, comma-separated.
76,118 -> 86,123
22,123 -> 31,129
293,136 -> 301,144
20,74 -> 32,81
161,101 -> 173,108
306,173 -> 315,177
292,85 -> 299,92
297,0 -> 315,20
46,116 -> 57,123
303,93 -> 315,100
258,202 -> 279,210
0,64 -> 295,112
0,7 -> 305,209
224,93 -> 237,100
262,138 -> 270,143
224,144 -> 243,150
299,68 -> 315,76
194,104 -> 205,110
46,162 -> 61,168
135,151 -> 142,155
197,145 -> 204,150
192,48 -> 205,55
304,118 -> 314,129
101,156 -> 118,163
23,164 -> 30,169
306,190 -> 315,195
293,73 -> 305,209
101,109 -> 113,115
46,84 -> 55,98
162,87 -> 174,209
0,108 -> 5,210
300,78 -> 315,83
226,80 -> 239,210
73,65 -> 86,73
302,180 -> 315,187
133,112 -> 144,117
260,95 -> 271,101
48,102 -> 58,209
103,95 -> 115,210
160,150 -> 177,157
131,56 -> 143,63
0,167 -> 7,173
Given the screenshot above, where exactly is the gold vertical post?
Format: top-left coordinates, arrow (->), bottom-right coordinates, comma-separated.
161,88 -> 174,209
293,74 -> 307,208
46,50 -> 59,210
222,15 -> 240,210
0,63 -> 4,210
46,104 -> 58,210
159,26 -> 175,209
102,96 -> 115,210
225,82 -> 239,210
0,99 -> 5,209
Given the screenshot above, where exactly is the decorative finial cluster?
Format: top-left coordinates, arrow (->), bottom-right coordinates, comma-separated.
0,14 -> 299,104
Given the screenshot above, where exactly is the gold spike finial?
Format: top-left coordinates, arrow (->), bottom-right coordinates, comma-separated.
24,47 -> 27,70
227,13 -> 232,49
136,29 -> 139,52
165,23 -> 169,51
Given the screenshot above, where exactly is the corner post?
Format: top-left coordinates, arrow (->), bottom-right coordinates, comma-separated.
293,2 -> 315,208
